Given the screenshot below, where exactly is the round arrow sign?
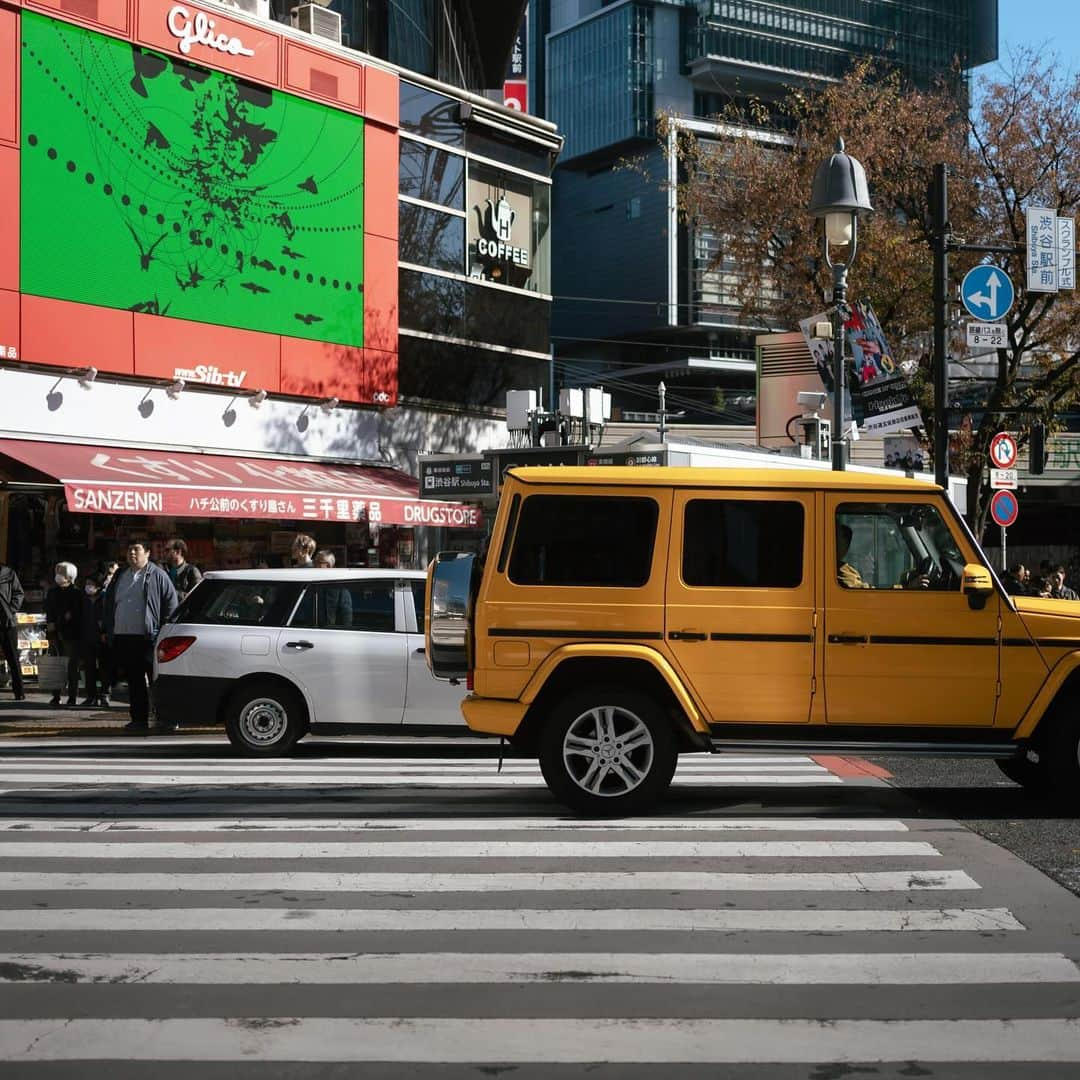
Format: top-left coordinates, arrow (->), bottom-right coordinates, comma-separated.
961,265 -> 1015,322
990,489 -> 1019,528
989,432 -> 1018,469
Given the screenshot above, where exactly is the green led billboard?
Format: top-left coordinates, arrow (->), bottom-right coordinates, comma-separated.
20,11 -> 365,346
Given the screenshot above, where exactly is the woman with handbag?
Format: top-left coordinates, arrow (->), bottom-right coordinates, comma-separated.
44,561 -> 82,707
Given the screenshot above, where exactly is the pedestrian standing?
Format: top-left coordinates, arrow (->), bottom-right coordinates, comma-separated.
0,562 -> 25,701
165,539 -> 203,602
78,574 -> 106,706
96,560 -> 119,707
44,562 -> 82,706
1051,566 -> 1079,601
103,541 -> 178,733
290,534 -> 316,568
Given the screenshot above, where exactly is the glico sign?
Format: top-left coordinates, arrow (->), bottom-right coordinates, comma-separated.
166,5 -> 255,58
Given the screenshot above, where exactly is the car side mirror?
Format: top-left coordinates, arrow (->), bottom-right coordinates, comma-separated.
961,563 -> 994,610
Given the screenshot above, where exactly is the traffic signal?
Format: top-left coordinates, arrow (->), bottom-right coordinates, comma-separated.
1030,424 -> 1046,475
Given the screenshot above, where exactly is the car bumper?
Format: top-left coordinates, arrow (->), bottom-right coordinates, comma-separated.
152,674 -> 232,728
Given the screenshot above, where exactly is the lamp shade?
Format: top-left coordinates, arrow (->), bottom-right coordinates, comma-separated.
808,138 -> 872,218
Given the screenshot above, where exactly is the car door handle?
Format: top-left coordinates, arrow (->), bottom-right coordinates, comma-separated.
284,640 -> 315,650
828,634 -> 868,645
669,631 -> 708,641
413,647 -> 426,655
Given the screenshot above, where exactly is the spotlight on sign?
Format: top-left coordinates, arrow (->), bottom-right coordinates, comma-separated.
249,388 -> 268,409
319,396 -> 339,415
166,378 -> 186,400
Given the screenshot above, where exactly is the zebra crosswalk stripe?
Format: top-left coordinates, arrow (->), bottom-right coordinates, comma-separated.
0,752 -> 1075,1069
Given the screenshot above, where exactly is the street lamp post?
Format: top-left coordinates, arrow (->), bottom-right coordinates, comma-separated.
808,138 -> 873,471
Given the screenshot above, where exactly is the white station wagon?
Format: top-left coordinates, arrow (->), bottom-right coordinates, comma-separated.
152,569 -> 466,754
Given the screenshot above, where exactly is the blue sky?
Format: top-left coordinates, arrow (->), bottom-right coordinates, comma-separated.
993,0 -> 1079,72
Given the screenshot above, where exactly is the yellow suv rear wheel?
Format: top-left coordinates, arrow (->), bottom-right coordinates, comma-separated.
538,686 -> 677,815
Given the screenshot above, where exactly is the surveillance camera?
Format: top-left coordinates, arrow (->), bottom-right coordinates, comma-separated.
797,391 -> 828,410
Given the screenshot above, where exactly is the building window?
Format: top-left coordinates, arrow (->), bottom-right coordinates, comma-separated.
626,196 -> 641,221
400,82 -> 464,147
466,161 -> 551,294
399,202 -> 465,274
400,139 -> 465,209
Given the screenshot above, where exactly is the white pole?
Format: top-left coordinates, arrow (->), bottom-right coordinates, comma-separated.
1001,526 -> 1007,573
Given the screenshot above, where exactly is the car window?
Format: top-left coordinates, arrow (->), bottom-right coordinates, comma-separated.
836,502 -> 964,591
508,495 -> 658,587
291,579 -> 398,632
409,580 -> 426,634
177,580 -> 295,627
682,499 -> 803,588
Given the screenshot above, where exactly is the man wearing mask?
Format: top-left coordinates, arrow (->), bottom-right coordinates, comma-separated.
0,562 -> 25,701
103,541 -> 178,733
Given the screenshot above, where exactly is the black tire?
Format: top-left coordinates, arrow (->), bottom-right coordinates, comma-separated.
538,685 -> 677,816
224,679 -> 306,757
995,754 -> 1048,792
1046,705 -> 1080,812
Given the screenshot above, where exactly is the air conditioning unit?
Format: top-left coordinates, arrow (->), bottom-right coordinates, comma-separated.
228,0 -> 271,20
291,4 -> 342,44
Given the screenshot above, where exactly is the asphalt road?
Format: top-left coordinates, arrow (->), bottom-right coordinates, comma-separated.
868,754 -> 1080,898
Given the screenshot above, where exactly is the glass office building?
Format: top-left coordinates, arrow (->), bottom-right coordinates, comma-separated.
532,0 -> 997,422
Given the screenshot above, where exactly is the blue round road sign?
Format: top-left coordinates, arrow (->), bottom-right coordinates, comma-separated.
990,489 -> 1019,528
961,265 -> 1015,322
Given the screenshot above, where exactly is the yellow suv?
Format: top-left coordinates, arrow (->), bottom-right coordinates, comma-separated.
427,466 -> 1080,814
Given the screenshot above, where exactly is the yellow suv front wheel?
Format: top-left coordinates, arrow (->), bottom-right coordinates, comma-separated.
538,686 -> 678,815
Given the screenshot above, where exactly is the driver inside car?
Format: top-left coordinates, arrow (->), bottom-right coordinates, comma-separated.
837,523 -> 930,590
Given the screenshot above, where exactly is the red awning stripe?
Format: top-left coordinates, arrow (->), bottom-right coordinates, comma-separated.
1,440 -> 481,529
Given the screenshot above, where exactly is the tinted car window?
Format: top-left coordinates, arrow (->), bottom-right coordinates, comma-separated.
409,580 -> 426,634
176,580 -> 297,627
509,496 -> 658,587
291,580 -> 398,632
683,500 -> 804,588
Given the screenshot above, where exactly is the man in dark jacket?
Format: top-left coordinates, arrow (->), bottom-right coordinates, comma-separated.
0,563 -> 25,700
104,541 -> 178,733
165,539 -> 203,603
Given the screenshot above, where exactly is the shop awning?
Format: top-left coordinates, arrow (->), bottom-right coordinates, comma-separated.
0,440 -> 482,529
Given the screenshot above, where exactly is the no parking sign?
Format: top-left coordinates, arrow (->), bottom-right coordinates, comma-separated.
990,489 -> 1019,529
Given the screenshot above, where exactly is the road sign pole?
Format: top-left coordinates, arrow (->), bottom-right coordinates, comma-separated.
932,163 -> 949,491
1001,526 -> 1007,573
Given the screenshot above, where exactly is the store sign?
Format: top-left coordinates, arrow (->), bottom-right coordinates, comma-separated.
172,363 -> 249,388
477,196 -> 529,268
468,177 -> 534,286
167,6 -> 255,58
1,440 -> 480,527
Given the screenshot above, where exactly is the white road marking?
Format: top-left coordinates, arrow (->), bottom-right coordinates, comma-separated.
0,816 -> 912,832
0,906 -> 1023,933
0,869 -> 979,892
0,840 -> 938,859
11,1017 -> 1080,1064
1,951 -> 1074,985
